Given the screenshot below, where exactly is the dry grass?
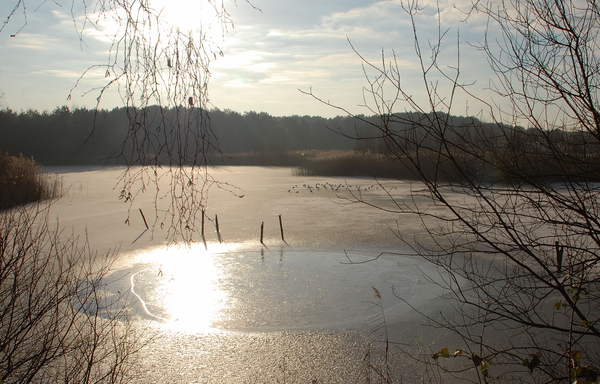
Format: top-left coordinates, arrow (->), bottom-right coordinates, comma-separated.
0,153 -> 61,210
293,150 -> 421,180
291,148 -> 600,184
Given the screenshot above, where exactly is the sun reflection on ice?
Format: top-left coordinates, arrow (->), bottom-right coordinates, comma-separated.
134,243 -> 240,333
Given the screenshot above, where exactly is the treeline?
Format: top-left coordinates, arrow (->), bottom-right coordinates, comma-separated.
0,107 -> 128,165
295,113 -> 600,183
3,105 -> 599,182
0,106 -> 508,166
0,106 -> 360,165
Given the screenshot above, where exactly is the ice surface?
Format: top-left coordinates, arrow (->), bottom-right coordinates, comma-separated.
44,166 -> 460,383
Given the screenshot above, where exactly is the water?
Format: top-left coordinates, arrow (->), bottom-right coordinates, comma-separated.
46,166 -> 459,383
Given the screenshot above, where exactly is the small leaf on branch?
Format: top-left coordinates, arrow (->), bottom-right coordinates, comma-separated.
527,355 -> 540,373
372,287 -> 381,298
432,347 -> 451,360
572,366 -> 599,382
481,361 -> 492,378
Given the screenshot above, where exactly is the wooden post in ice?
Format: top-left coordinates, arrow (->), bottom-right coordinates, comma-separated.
278,214 -> 285,243
139,209 -> 149,230
260,222 -> 265,245
215,214 -> 222,243
200,210 -> 207,249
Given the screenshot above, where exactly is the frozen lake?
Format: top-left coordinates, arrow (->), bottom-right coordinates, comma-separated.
107,246 -> 447,333
45,166 -> 460,383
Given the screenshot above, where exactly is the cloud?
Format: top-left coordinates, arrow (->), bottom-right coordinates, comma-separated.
0,0 -> 498,116
206,0 -> 498,116
32,69 -> 85,78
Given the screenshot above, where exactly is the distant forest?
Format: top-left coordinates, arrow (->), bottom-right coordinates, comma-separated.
0,106 -> 501,167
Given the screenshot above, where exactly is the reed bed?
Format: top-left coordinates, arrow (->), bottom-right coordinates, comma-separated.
0,153 -> 62,210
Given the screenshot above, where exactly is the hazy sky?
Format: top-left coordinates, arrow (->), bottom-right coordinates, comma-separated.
0,0 -> 495,117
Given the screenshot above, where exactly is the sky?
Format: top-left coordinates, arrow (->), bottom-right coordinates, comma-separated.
0,0 -> 495,118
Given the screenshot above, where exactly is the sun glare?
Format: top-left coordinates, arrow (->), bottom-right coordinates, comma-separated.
151,0 -> 228,40
88,0 -> 228,49
134,243 -> 241,333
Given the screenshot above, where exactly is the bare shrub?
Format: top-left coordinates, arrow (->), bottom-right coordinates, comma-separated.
0,204 -> 140,383
307,0 -> 600,381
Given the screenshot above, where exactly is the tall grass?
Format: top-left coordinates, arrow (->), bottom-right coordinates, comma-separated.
209,150 -> 309,167
0,153 -> 61,210
292,148 -> 600,184
292,150 -> 413,179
